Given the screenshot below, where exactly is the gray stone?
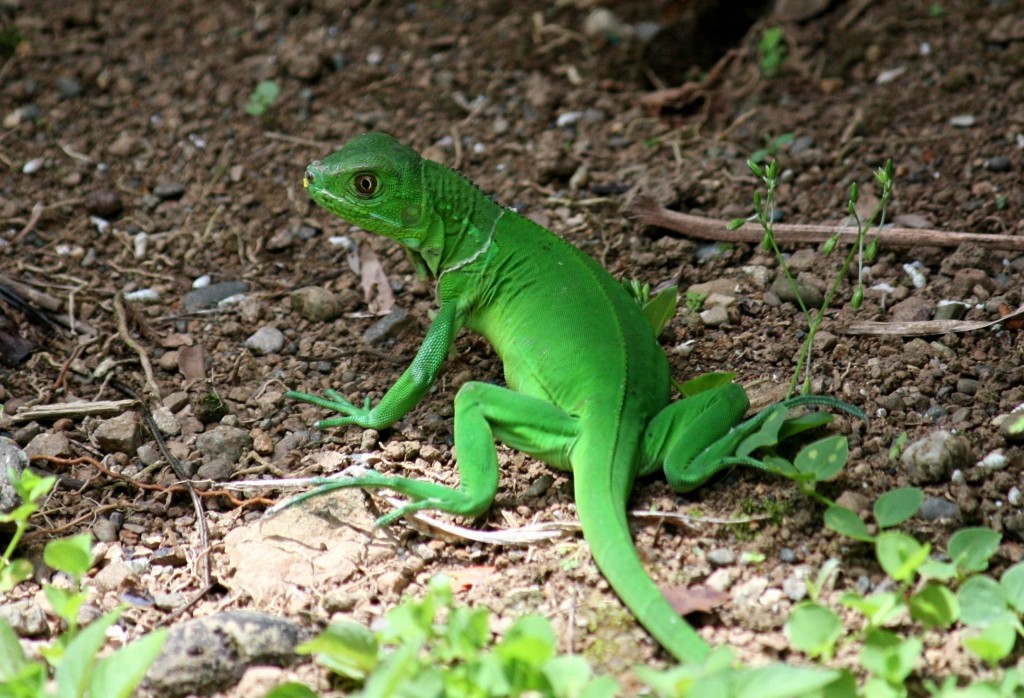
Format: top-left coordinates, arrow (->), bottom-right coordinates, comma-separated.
153,182 -> 186,200
707,548 -> 736,566
984,156 -> 1012,172
244,326 -> 285,356
900,430 -> 973,484
890,296 -> 933,322
0,599 -> 48,637
918,496 -> 961,522
771,274 -> 824,307
362,307 -> 411,345
196,425 -> 252,463
197,458 -> 234,480
24,432 -> 70,459
92,561 -> 136,593
0,437 -> 28,516
93,411 -> 144,454
699,304 -> 730,327
92,517 -> 119,543
934,301 -> 968,320
143,612 -> 306,698
956,378 -> 979,396
182,281 -> 250,312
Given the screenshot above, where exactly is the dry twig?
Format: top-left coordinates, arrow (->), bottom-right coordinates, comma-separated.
629,196 -> 1024,251
112,293 -> 162,398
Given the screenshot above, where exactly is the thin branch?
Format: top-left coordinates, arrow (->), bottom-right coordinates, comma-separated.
628,196 -> 1024,250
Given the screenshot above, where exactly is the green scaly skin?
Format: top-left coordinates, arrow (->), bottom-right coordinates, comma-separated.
286,133 -> 853,663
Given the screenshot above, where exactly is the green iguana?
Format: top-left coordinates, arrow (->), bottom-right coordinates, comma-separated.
286,132 -> 858,662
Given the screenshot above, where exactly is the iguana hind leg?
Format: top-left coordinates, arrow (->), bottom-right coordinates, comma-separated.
289,381 -> 579,527
640,382 -> 750,492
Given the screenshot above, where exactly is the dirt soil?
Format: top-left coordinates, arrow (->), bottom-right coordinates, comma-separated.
2,0 -> 1024,693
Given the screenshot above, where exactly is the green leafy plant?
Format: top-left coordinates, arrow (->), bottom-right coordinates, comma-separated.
750,132 -> 794,163
757,27 -> 787,78
622,279 -> 678,337
0,468 -> 167,697
245,80 -> 280,116
684,290 -> 708,313
269,575 -> 619,698
730,158 -> 894,396
795,488 -> 1024,693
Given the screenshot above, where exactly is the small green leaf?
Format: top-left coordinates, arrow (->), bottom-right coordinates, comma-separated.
909,583 -> 959,629
793,435 -> 848,481
859,629 -> 922,684
958,575 -> 1013,628
44,533 -> 93,581
0,617 -> 27,680
785,602 -> 842,659
265,683 -> 322,698
55,608 -> 122,698
748,160 -> 764,177
824,506 -> 874,543
680,371 -> 737,397
962,619 -> 1018,666
735,664 -> 843,698
90,628 -> 167,698
0,559 -> 34,592
777,412 -> 834,442
949,527 -> 1000,574
496,614 -> 556,668
44,586 -> 86,627
727,218 -> 747,231
1001,561 -> 1024,613
736,405 -> 787,457
298,621 -> 379,680
875,531 -> 930,583
917,558 -> 958,582
873,487 -> 923,529
840,591 -> 903,628
642,285 -> 678,337
245,80 -> 280,116
543,655 -> 594,696
805,558 -> 841,603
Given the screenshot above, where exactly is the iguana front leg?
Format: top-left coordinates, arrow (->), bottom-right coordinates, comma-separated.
282,381 -> 578,525
286,302 -> 460,430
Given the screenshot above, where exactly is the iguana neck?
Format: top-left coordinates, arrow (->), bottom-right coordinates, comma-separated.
420,159 -> 503,278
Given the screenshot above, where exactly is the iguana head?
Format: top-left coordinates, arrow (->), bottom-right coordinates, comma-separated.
305,132 -> 442,277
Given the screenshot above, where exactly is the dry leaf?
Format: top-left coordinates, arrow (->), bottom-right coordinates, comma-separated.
357,242 -> 395,315
662,584 -> 730,616
177,344 -> 207,382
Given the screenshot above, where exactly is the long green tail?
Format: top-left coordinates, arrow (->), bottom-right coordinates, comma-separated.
574,467 -> 710,663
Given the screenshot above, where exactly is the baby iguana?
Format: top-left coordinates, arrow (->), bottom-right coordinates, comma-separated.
287,133 -> 856,663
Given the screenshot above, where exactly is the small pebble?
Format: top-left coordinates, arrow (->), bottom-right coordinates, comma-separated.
153,182 -> 186,200
918,496 -> 960,522
84,190 -> 124,218
956,378 -> 979,396
949,114 -> 976,128
983,156 -> 1012,173
245,326 -> 285,356
22,157 -> 45,174
1009,487 -> 1022,507
977,450 -> 1007,470
707,548 -> 736,566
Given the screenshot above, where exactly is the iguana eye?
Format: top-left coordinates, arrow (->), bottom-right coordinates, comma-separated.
354,172 -> 378,197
